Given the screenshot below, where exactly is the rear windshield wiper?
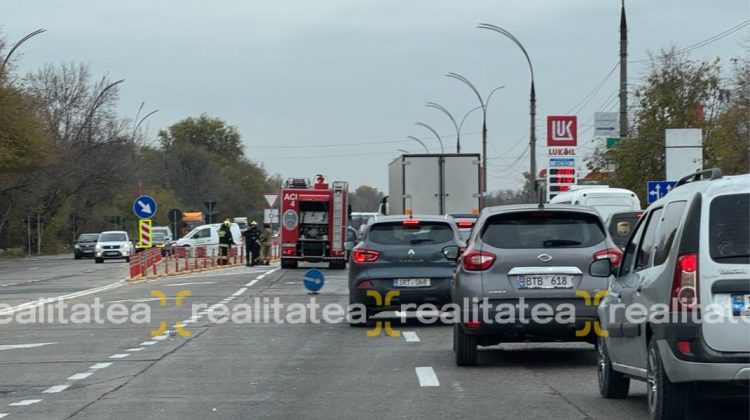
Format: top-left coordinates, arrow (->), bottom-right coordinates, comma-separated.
410,238 -> 435,244
543,239 -> 582,247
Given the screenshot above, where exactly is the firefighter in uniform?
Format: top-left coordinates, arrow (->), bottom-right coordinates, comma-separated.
218,219 -> 234,266
243,221 -> 261,266
259,223 -> 272,264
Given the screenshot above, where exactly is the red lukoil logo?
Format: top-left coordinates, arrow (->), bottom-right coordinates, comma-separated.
547,115 -> 577,147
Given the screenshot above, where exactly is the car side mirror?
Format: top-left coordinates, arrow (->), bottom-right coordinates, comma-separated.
442,245 -> 460,261
589,258 -> 611,277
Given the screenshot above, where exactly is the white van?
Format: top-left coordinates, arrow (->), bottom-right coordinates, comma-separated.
548,186 -> 641,222
174,223 -> 242,251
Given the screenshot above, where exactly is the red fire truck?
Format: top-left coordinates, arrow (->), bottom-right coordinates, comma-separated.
280,175 -> 349,269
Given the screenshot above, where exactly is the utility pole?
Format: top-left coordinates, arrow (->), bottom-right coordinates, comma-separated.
36,213 -> 41,255
619,0 -> 628,138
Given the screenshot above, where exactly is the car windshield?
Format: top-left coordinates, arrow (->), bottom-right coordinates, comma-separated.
710,193 -> 750,264
99,233 -> 127,242
153,232 -> 166,242
481,211 -> 605,249
77,234 -> 99,242
368,221 -> 454,245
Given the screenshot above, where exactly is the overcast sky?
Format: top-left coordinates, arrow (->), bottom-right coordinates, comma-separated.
3,0 -> 748,193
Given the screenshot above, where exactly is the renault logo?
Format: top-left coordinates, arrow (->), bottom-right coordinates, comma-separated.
407,249 -> 415,257
537,253 -> 552,262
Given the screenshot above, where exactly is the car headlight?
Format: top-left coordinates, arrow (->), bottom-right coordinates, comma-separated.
74,244 -> 80,249
95,244 -> 102,251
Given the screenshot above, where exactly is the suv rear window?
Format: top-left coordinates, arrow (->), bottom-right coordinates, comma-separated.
710,193 -> 750,264
481,211 -> 606,249
368,222 -> 454,245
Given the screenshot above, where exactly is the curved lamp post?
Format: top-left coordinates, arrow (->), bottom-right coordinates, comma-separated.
477,23 -> 537,188
0,28 -> 46,76
425,102 -> 460,153
415,122 -> 444,154
406,136 -> 429,153
446,72 -> 505,193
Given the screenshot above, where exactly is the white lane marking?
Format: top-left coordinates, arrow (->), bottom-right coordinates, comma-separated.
152,336 -> 167,341
9,399 -> 43,406
29,267 -> 39,271
0,281 -> 123,316
125,347 -> 144,352
231,288 -> 248,297
163,281 -> 216,287
415,367 -> 440,387
43,384 -> 71,393
67,372 -> 93,381
0,413 -> 8,418
140,341 -> 157,346
403,331 -> 420,342
109,353 -> 130,359
0,342 -> 57,351
90,362 -> 112,369
245,279 -> 258,287
182,319 -> 196,324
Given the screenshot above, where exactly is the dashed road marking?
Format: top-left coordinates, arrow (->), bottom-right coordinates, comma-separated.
0,281 -> 122,316
43,384 -> 71,394
109,353 -> 130,359
403,331 -> 420,342
415,367 -> 440,387
231,287 -> 247,297
0,413 -> 8,418
163,281 -> 216,287
90,362 -> 112,369
245,279 -> 258,287
152,336 -> 168,341
125,347 -> 144,352
67,372 -> 93,381
140,341 -> 157,346
9,399 -> 43,406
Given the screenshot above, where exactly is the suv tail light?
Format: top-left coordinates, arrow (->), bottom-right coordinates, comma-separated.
671,253 -> 699,311
352,249 -> 380,263
462,250 -> 495,271
593,248 -> 623,268
456,220 -> 475,228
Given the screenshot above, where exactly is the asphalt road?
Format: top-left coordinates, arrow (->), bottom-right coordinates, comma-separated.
0,258 -> 747,419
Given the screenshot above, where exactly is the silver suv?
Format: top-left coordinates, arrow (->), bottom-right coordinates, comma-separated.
95,231 -> 133,263
597,169 -> 750,420
451,204 -> 621,366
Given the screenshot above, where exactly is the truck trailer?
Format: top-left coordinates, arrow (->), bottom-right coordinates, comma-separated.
386,153 -> 481,215
280,175 -> 349,269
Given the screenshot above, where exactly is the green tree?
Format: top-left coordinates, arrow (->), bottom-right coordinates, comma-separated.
349,185 -> 383,212
159,114 -> 243,157
610,49 -> 722,201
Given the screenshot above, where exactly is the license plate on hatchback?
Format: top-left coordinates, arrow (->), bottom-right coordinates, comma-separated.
393,278 -> 431,288
518,275 -> 574,289
731,294 -> 750,314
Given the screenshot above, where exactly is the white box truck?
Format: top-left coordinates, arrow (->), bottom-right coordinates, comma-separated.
386,154 -> 481,215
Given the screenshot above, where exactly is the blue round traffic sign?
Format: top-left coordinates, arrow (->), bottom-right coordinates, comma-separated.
303,269 -> 325,293
133,195 -> 158,219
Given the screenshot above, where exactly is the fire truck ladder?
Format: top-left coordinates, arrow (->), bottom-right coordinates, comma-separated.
331,182 -> 346,254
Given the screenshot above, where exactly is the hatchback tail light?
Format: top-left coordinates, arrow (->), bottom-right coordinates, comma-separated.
352,249 -> 380,263
356,279 -> 372,288
462,249 -> 495,271
671,253 -> 699,311
593,248 -> 623,268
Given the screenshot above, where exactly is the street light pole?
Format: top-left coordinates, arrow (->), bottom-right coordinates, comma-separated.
132,102 -> 159,159
426,102 -> 460,153
415,122 -> 444,154
446,73 -> 505,194
406,136 -> 429,153
0,28 -> 46,76
477,23 -> 536,189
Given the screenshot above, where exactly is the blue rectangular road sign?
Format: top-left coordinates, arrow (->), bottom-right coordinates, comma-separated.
647,181 -> 677,204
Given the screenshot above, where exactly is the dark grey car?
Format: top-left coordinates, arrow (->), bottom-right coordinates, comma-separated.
74,233 -> 100,259
348,215 -> 463,322
451,204 -> 621,365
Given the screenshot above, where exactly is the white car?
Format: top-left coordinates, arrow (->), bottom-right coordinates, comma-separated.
95,231 -> 133,263
175,223 -> 242,255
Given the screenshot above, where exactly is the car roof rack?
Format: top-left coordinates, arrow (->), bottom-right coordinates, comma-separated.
675,168 -> 722,187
